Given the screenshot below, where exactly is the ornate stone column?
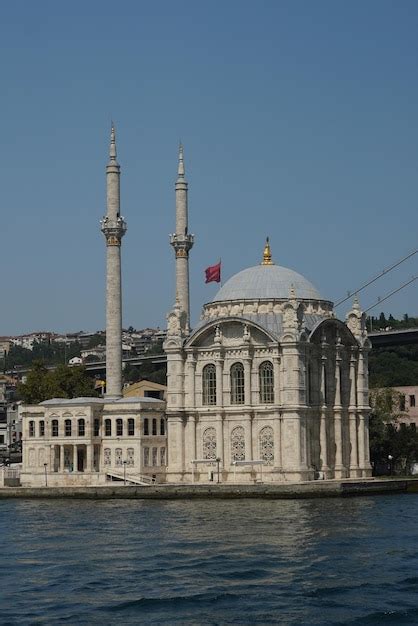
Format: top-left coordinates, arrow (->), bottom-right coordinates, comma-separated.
348,349 -> 359,476
319,353 -> 329,474
60,445 -> 65,472
334,341 -> 345,478
185,353 -> 196,409
73,445 -> 77,473
86,443 -> 92,472
215,358 -> 224,407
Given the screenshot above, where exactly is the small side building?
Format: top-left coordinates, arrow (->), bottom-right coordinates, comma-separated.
20,396 -> 167,486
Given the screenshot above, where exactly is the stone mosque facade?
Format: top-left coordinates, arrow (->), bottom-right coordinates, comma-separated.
20,130 -> 372,486
165,148 -> 372,483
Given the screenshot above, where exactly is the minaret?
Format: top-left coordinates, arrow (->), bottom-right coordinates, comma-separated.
170,144 -> 194,332
100,125 -> 127,398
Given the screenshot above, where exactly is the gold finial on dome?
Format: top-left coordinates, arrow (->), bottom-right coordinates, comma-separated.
261,237 -> 274,265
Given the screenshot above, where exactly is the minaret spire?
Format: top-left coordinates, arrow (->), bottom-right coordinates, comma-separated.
100,124 -> 127,398
170,143 -> 194,333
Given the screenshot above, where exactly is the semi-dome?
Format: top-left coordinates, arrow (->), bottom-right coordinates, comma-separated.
212,264 -> 322,302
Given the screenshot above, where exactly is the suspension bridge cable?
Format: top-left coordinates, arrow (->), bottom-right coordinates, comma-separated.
334,248 -> 418,308
363,275 -> 418,315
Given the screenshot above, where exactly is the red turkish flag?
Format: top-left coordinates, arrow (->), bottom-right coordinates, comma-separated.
205,261 -> 221,283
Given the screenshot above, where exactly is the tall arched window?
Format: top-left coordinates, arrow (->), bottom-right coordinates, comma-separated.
203,427 -> 217,460
127,448 -> 134,466
105,419 -> 111,436
259,361 -> 274,404
52,420 -> 59,437
39,421 -> 45,436
259,426 -> 274,465
152,418 -> 157,436
160,418 -> 165,436
128,419 -> 135,436
116,418 -> 123,436
78,419 -> 85,437
231,426 -> 245,461
230,363 -> 244,404
29,421 -> 35,437
65,419 -> 72,437
115,448 -> 122,466
144,418 -> 149,436
203,364 -> 216,405
104,448 -> 111,465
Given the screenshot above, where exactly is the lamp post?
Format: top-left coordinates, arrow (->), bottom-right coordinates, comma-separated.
388,454 -> 393,476
43,462 -> 48,487
216,457 -> 221,484
123,460 -> 127,485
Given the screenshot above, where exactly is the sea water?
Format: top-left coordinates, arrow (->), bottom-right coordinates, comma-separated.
1,495 -> 418,625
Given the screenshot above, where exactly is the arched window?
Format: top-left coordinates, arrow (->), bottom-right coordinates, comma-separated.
259,426 -> 274,465
52,420 -> 59,437
231,426 -> 245,461
160,418 -> 165,436
29,421 -> 35,437
105,419 -> 111,436
116,418 -> 123,436
128,419 -> 135,436
230,363 -> 245,404
259,361 -> 274,404
152,418 -> 157,436
78,419 -> 85,437
202,364 -> 216,405
115,448 -> 122,466
104,448 -> 111,466
127,448 -> 134,466
94,418 -> 100,437
65,419 -> 72,437
144,418 -> 149,436
39,421 -> 45,436
203,427 -> 217,460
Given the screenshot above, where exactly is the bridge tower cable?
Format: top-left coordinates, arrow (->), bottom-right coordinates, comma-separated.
334,248 -> 418,308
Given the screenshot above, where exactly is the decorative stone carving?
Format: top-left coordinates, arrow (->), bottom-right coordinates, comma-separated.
203,427 -> 217,460
231,426 -> 245,461
259,426 -> 274,464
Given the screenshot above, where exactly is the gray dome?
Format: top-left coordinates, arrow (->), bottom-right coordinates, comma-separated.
212,264 -> 322,302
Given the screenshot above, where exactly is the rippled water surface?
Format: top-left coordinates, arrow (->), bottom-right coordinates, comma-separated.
1,495 -> 418,625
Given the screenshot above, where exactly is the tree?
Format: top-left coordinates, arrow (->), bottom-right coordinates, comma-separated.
18,362 -> 98,404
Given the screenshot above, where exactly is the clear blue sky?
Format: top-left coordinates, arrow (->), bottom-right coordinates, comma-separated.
1,0 -> 417,335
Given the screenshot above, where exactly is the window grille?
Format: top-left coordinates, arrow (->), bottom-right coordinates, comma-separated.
259,426 -> 274,465
128,419 -> 135,436
78,419 -> 85,437
104,448 -> 111,466
202,364 -> 216,405
127,448 -> 134,466
230,363 -> 245,404
115,448 -> 123,466
203,427 -> 217,460
65,419 -> 72,437
231,426 -> 245,461
160,447 -> 166,466
105,419 -> 111,436
116,418 -> 123,436
259,361 -> 274,404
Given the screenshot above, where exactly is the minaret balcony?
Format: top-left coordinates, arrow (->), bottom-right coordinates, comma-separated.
170,233 -> 194,254
101,216 -> 127,245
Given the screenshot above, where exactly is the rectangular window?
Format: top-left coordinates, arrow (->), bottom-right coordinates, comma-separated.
115,448 -> 122,466
104,448 -> 111,466
128,419 -> 135,436
116,419 -> 123,436
105,420 -> 111,436
410,395 -> 416,408
152,447 -> 158,466
65,420 -> 72,437
160,419 -> 165,436
52,420 -> 58,437
143,447 -> 150,467
144,418 -> 149,436
94,419 -> 100,437
29,421 -> 35,437
152,419 -> 157,436
39,421 -> 45,437
78,420 -> 85,437
160,447 -> 166,466
127,448 -> 134,466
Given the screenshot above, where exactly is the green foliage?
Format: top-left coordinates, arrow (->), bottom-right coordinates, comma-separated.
86,335 -> 105,349
369,388 -> 418,474
367,312 -> 418,332
17,362 -> 98,404
6,342 -> 82,369
369,345 -> 418,387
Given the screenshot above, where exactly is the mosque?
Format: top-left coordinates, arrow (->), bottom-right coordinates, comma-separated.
20,129 -> 372,486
